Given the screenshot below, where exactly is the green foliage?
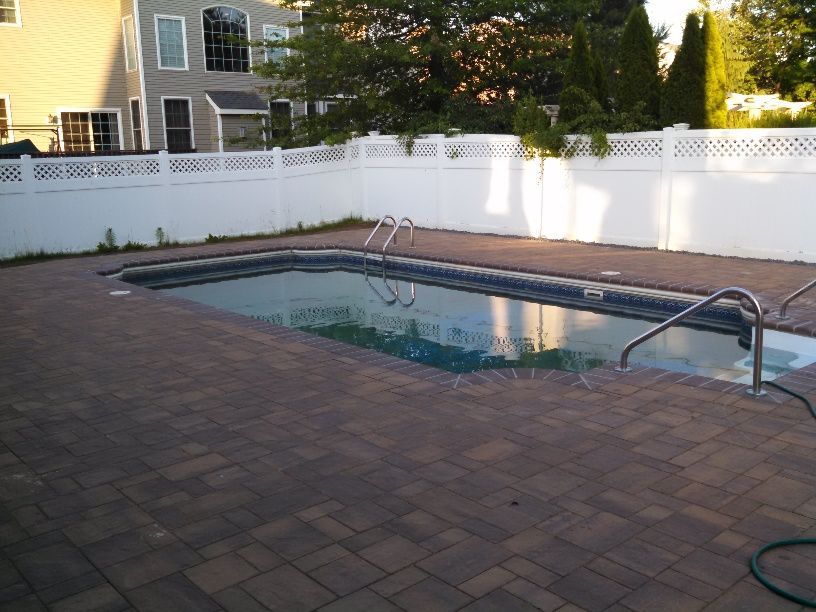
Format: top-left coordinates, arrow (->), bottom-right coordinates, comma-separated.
563,22 -> 595,99
617,6 -> 661,120
96,228 -> 119,254
559,86 -> 598,124
204,233 -> 229,244
711,10 -> 755,94
661,13 -> 705,128
592,50 -> 610,110
121,240 -> 147,251
732,0 -> 815,100
154,227 -> 169,247
727,108 -> 816,128
249,0 -> 652,146
702,12 -> 728,128
513,93 -> 655,160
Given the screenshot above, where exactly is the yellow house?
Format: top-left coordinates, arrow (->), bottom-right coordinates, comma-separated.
0,0 -> 304,153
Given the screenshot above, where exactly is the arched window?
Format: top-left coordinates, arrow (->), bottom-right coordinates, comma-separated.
202,6 -> 249,72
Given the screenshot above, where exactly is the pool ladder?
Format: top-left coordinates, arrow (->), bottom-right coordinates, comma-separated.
363,215 -> 416,307
616,287 -> 766,397
775,277 -> 816,320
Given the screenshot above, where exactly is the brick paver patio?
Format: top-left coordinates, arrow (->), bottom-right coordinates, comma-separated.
1,228 -> 816,611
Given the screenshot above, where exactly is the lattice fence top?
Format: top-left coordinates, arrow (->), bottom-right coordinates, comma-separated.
365,142 -> 437,159
568,136 -> 663,158
675,135 -> 816,158
443,141 -> 526,159
348,145 -> 360,160
33,159 -> 160,181
0,163 -> 22,183
170,154 -> 276,174
282,147 -> 346,168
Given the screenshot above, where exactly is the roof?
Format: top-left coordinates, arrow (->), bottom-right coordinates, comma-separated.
0,139 -> 40,155
205,90 -> 268,114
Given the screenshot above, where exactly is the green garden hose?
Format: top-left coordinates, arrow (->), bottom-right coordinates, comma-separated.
749,380 -> 816,607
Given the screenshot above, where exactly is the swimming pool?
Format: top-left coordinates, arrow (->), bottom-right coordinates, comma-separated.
122,250 -> 816,382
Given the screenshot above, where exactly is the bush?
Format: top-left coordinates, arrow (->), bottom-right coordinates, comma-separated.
617,6 -> 660,121
661,13 -> 705,128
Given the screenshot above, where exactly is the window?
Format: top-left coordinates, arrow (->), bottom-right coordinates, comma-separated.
60,111 -> 122,152
0,96 -> 10,144
162,98 -> 193,151
123,16 -> 137,72
202,7 -> 249,72
130,99 -> 143,151
263,25 -> 288,63
0,0 -> 20,26
267,101 -> 291,138
156,16 -> 188,70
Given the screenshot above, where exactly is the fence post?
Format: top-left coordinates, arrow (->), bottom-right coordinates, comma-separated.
358,138 -> 369,220
19,154 -> 34,194
158,150 -> 170,185
657,127 -> 675,251
273,146 -> 286,229
434,134 -> 446,229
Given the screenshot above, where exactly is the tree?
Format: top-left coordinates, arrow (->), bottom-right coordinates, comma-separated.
702,11 -> 728,127
732,0 -> 816,99
253,0 -> 600,146
592,50 -> 610,110
616,5 -> 661,122
661,13 -> 705,127
562,21 -> 595,97
560,21 -> 596,121
711,10 -> 755,94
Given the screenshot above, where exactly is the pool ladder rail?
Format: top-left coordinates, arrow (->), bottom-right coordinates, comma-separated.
616,287 -> 766,397
363,215 -> 415,272
775,277 -> 816,320
363,215 -> 416,307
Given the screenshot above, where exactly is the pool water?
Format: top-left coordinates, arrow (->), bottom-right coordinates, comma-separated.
145,267 -> 816,382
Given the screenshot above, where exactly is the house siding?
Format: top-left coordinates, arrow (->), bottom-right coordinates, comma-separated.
137,0 -> 301,152
0,0 -> 132,152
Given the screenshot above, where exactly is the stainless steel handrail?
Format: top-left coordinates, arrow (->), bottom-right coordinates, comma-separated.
775,278 -> 816,320
382,217 -> 415,268
363,215 -> 397,274
616,287 -> 766,397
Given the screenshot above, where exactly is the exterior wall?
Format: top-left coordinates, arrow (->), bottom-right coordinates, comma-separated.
221,114 -> 265,151
137,0 -> 301,152
0,0 -> 132,152
120,0 -> 144,148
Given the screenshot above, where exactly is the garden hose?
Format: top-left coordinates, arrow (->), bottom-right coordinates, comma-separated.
749,380 -> 816,607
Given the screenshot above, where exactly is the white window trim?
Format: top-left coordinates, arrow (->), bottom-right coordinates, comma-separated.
56,107 -> 125,153
0,0 -> 21,27
155,14 -> 189,71
0,94 -> 13,143
201,5 -> 252,73
133,0 -> 150,148
263,24 -> 289,63
122,15 -> 137,72
160,96 -> 195,150
128,97 -> 144,150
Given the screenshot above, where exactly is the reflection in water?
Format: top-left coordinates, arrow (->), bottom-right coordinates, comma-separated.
159,269 -> 816,380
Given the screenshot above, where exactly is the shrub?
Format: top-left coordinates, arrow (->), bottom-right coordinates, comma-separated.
702,12 -> 728,128
617,6 -> 661,121
661,13 -> 705,128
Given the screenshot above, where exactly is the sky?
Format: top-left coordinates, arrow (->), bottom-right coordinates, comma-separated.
646,0 -> 701,44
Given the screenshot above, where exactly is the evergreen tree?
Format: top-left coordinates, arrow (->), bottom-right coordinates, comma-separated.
592,50 -> 610,110
560,21 -> 595,121
562,21 -> 595,96
661,13 -> 705,128
702,11 -> 728,128
616,6 -> 661,121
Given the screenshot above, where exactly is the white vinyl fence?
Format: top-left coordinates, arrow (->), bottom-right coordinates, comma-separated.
1,127 -> 815,262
